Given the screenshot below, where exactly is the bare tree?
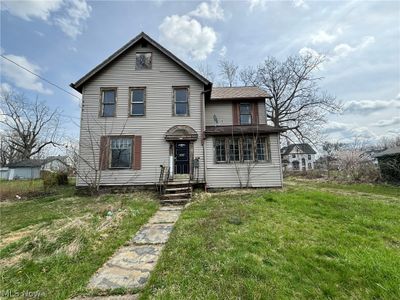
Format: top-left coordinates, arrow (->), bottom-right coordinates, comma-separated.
196,63 -> 216,82
240,54 -> 341,143
0,89 -> 61,160
68,113 -> 138,195
0,135 -> 18,166
322,141 -> 344,178
219,59 -> 238,87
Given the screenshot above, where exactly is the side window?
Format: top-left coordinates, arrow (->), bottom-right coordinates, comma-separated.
130,88 -> 145,116
101,88 -> 116,117
135,52 -> 152,70
215,138 -> 226,163
292,154 -> 296,158
229,138 -> 240,162
173,87 -> 189,116
256,137 -> 266,161
242,137 -> 254,161
308,154 -> 311,160
110,138 -> 132,168
239,103 -> 252,125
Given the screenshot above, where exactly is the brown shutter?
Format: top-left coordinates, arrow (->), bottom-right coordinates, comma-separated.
232,102 -> 239,125
252,102 -> 259,125
99,136 -> 109,170
133,135 -> 142,170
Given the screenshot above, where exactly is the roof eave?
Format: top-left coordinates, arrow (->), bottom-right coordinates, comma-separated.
70,32 -> 211,93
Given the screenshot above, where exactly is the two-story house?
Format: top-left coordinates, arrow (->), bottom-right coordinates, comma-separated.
71,32 -> 284,189
281,143 -> 317,172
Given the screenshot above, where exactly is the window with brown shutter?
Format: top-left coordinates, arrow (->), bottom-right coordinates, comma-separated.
252,102 -> 259,125
99,136 -> 109,170
232,102 -> 239,125
133,135 -> 142,170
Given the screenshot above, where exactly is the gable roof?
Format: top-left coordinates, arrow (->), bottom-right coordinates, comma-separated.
375,146 -> 400,158
7,156 -> 67,168
70,32 -> 212,93
211,86 -> 270,100
281,144 -> 316,155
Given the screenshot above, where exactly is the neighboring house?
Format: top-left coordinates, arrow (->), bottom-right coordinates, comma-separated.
70,32 -> 284,189
5,156 -> 69,180
281,144 -> 317,171
375,146 -> 400,183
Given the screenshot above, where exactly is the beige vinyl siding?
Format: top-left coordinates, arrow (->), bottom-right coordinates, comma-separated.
205,133 -> 283,188
205,102 -> 233,126
205,100 -> 267,126
77,43 -> 205,186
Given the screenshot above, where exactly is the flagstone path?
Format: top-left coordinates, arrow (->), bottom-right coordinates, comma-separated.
86,205 -> 183,293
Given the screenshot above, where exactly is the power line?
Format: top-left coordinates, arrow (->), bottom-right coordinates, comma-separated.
1,54 -> 81,101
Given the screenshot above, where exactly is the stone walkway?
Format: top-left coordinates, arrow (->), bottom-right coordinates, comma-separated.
87,205 -> 183,293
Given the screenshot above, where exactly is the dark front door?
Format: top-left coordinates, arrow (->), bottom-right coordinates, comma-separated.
175,141 -> 189,174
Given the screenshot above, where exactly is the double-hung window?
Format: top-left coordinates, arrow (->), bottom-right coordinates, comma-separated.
135,52 -> 152,70
110,138 -> 132,168
242,137 -> 254,161
229,138 -> 240,162
256,137 -> 266,161
240,103 -> 252,125
130,88 -> 145,116
215,138 -> 226,163
101,88 -> 116,117
173,87 -> 189,116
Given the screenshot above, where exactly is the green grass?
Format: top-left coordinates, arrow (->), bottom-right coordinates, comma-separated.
141,181 -> 400,299
0,189 -> 158,300
0,179 -> 44,200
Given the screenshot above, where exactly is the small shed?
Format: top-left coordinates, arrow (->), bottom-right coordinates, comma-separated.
6,156 -> 69,180
375,146 -> 400,183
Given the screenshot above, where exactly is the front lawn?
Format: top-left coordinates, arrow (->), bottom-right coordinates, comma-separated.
0,190 -> 158,300
141,181 -> 400,299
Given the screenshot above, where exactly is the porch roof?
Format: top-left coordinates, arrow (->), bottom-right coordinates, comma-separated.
210,87 -> 271,100
205,125 -> 285,136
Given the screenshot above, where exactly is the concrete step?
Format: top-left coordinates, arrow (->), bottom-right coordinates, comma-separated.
161,192 -> 191,200
160,199 -> 189,205
165,186 -> 192,192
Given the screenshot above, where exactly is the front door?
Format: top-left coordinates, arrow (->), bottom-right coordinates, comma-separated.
175,141 -> 189,174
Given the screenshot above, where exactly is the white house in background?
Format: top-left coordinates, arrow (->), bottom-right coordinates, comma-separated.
281,144 -> 317,171
5,156 -> 69,180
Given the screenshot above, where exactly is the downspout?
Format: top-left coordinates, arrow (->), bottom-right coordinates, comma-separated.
201,88 -> 211,189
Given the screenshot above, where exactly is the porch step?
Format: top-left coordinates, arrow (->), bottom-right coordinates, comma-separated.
164,186 -> 192,192
160,199 -> 189,205
160,192 -> 191,200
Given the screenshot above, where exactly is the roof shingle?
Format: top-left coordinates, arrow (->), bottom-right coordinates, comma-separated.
211,86 -> 270,100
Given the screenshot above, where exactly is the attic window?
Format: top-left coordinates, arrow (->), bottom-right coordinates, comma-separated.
141,41 -> 148,48
136,52 -> 152,70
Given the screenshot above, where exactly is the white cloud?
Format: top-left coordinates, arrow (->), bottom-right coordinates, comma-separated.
1,0 -> 63,21
219,45 -> 227,57
1,53 -> 52,94
1,0 -> 91,39
54,0 -> 91,39
299,47 -> 322,59
311,30 -> 338,44
332,36 -> 375,60
159,15 -> 217,60
323,121 -> 376,141
293,0 -> 309,9
299,35 -> 375,66
248,0 -> 267,12
373,116 -> 400,127
189,0 -> 224,20
343,99 -> 400,114
0,82 -> 12,94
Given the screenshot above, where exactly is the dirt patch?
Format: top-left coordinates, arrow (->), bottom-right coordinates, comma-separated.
0,227 -> 36,249
0,252 -> 31,268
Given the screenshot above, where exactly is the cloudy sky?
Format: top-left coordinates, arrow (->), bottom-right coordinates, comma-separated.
1,0 -> 399,144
